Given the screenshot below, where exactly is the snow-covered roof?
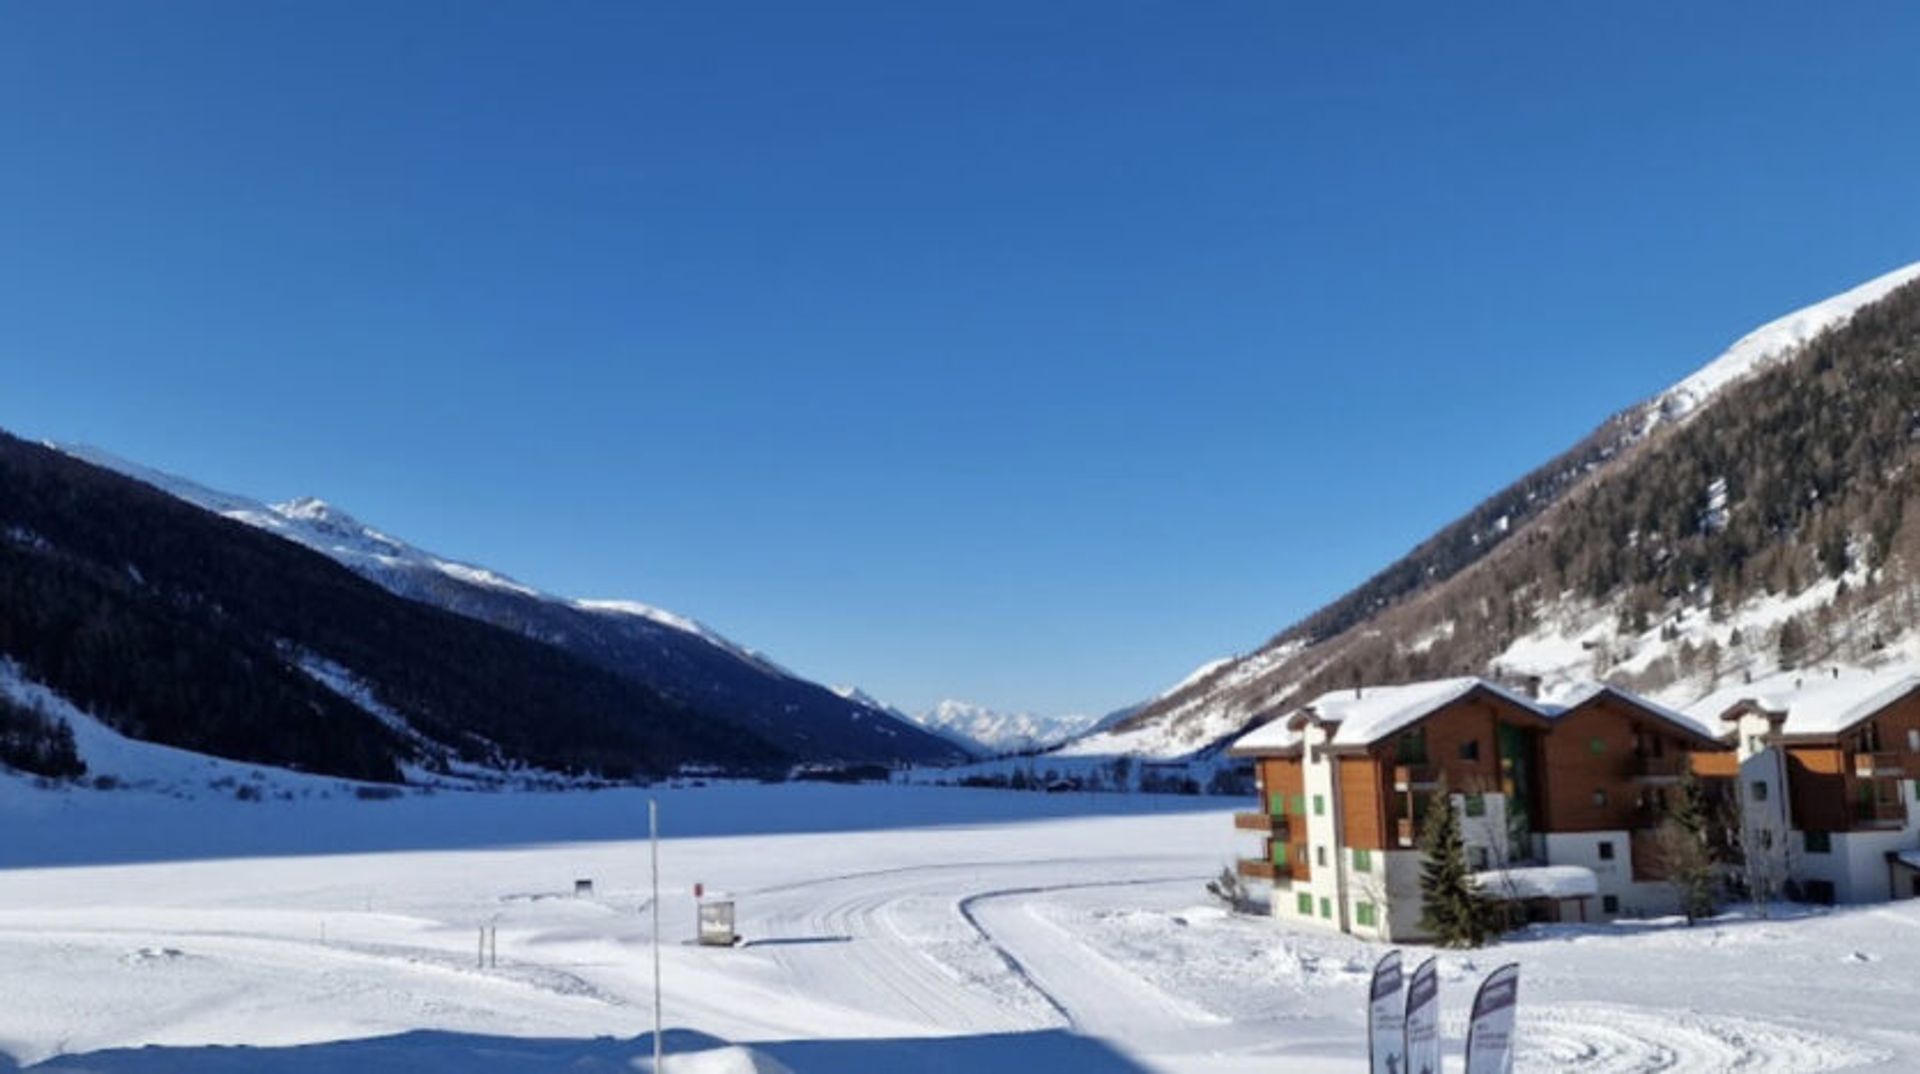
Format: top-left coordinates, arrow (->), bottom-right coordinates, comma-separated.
1545,682 -> 1722,743
1231,677 -> 1538,754
1685,668 -> 1920,739
1897,850 -> 1920,872
1473,865 -> 1599,901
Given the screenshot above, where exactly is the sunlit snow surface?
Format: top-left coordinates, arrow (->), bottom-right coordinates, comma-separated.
0,777 -> 1909,1073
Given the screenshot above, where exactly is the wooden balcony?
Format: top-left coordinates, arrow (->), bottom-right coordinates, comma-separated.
1393,764 -> 1438,791
1853,751 -> 1906,779
1855,800 -> 1907,829
1233,812 -> 1291,836
1237,858 -> 1280,881
1631,754 -> 1688,782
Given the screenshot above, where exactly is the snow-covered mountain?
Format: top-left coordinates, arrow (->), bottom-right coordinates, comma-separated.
907,700 -> 1098,755
1646,261 -> 1920,427
1082,261 -> 1920,758
56,446 -> 967,767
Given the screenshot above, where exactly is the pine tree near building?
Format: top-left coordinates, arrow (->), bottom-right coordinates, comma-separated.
1417,784 -> 1501,947
1657,768 -> 1720,925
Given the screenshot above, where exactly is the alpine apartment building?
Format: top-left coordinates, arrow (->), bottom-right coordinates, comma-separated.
1687,667 -> 1920,905
1229,677 -> 1732,942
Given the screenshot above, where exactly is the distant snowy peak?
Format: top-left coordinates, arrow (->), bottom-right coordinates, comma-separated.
54,443 -> 740,649
832,685 -> 908,717
1649,261 -> 1920,427
573,599 -> 791,676
910,700 -> 1097,755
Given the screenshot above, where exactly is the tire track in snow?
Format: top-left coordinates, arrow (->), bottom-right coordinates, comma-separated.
956,874 -> 1210,1031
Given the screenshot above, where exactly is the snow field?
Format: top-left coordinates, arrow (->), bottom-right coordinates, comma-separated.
0,782 -> 1914,1072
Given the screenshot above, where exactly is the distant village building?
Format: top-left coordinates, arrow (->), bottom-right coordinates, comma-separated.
1229,677 -> 1731,941
1687,668 -> 1920,905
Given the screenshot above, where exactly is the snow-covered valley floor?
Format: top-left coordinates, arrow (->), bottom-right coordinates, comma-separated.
0,782 -> 1914,1072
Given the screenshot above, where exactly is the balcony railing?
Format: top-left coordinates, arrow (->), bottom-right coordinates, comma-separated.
1855,800 -> 1907,829
1393,764 -> 1438,791
1233,812 -> 1291,837
1853,751 -> 1906,779
1631,754 -> 1687,781
1237,859 -> 1280,881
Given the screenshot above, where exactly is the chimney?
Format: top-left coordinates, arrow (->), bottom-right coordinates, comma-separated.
1526,675 -> 1543,700
1832,667 -> 1841,679
1352,667 -> 1363,700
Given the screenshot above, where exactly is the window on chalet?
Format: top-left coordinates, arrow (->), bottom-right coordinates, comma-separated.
1313,794 -> 1325,816
1269,792 -> 1287,815
1291,793 -> 1306,815
1858,722 -> 1884,753
1459,739 -> 1479,762
1271,843 -> 1289,867
1469,846 -> 1490,870
1593,789 -> 1608,808
1464,793 -> 1486,817
1805,830 -> 1832,854
1751,780 -> 1769,803
1909,729 -> 1920,753
1316,846 -> 1328,867
1397,728 -> 1429,765
1297,891 -> 1314,916
1353,848 -> 1372,873
1589,737 -> 1608,755
1597,840 -> 1615,861
1319,897 -> 1332,919
1602,895 -> 1620,914
1355,901 -> 1377,928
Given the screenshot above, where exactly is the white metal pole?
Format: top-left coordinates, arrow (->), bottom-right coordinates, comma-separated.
651,796 -> 663,1072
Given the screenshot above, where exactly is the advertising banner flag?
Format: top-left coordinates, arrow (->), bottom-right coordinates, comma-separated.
1403,956 -> 1441,1074
1369,950 -> 1406,1074
1464,962 -> 1521,1074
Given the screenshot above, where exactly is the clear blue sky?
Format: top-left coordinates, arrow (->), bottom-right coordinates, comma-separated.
3,4 -> 1918,718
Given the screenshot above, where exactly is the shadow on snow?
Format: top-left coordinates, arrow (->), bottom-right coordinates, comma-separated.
0,782 -> 1227,871
10,1027 -> 1157,1074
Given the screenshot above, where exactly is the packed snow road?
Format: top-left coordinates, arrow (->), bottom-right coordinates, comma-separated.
0,782 -> 1913,1072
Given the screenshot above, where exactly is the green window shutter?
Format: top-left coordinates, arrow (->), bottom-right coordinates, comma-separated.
1352,849 -> 1372,873
1319,897 -> 1332,919
1271,842 -> 1288,867
1465,793 -> 1486,817
1297,891 -> 1314,915
1269,792 -> 1287,815
1355,901 -> 1375,928
1313,794 -> 1326,816
1291,794 -> 1306,815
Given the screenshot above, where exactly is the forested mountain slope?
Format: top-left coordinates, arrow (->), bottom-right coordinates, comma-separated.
60,447 -> 968,768
1088,263 -> 1920,757
0,434 -> 787,781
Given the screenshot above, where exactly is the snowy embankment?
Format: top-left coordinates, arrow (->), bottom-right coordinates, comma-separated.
0,780 -> 1914,1072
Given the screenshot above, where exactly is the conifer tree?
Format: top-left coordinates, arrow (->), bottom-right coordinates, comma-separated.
1417,783 -> 1500,947
1657,769 -> 1719,925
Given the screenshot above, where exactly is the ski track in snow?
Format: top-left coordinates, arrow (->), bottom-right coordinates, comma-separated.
1509,1003 -> 1886,1073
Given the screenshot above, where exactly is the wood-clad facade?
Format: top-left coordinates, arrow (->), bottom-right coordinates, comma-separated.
1743,684 -> 1920,834
1231,678 -> 1739,939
